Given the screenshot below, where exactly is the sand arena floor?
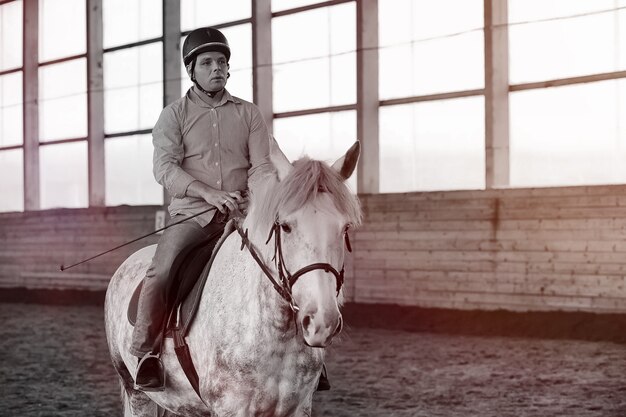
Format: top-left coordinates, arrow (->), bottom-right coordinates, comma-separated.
2,302 -> 626,416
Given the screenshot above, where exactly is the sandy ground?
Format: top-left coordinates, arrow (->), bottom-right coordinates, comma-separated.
2,302 -> 626,417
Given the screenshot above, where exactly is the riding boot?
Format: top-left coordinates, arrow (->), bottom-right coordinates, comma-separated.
134,353 -> 166,392
316,364 -> 331,391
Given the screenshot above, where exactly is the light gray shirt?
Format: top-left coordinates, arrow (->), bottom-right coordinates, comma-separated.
152,87 -> 272,226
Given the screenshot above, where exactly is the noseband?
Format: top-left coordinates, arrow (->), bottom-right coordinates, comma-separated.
236,219 -> 352,314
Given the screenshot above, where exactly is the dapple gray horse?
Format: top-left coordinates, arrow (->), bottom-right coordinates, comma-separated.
104,140 -> 362,416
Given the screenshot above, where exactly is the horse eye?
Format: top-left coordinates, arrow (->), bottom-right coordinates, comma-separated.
281,223 -> 292,233
343,224 -> 351,234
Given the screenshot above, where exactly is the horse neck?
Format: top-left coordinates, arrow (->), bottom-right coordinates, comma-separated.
204,218 -> 296,339
189,210 -> 326,405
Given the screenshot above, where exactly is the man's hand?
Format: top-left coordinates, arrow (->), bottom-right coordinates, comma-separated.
186,181 -> 244,214
202,189 -> 243,214
208,190 -> 244,214
236,197 -> 249,216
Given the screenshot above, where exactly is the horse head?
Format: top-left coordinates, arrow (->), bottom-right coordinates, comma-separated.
247,139 -> 362,348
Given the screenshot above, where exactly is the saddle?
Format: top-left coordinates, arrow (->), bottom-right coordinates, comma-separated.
127,219 -> 236,396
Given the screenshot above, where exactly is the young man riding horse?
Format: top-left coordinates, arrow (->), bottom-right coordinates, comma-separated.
131,27 -> 330,392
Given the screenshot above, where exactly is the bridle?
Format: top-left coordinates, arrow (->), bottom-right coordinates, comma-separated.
236,218 -> 352,315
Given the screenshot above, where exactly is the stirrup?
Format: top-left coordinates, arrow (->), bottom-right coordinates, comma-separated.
134,353 -> 166,392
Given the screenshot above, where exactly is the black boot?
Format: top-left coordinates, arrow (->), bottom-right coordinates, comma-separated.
316,364 -> 331,391
134,353 -> 166,392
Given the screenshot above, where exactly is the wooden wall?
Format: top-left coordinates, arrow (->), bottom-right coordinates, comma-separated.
2,185 -> 626,313
0,206 -> 160,292
352,185 -> 626,313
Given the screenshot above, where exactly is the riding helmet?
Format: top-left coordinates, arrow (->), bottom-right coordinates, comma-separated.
182,27 -> 231,66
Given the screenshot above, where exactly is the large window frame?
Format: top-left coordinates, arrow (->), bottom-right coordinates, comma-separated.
36,0 -> 89,209
0,0 -> 25,211
3,0 -> 626,213
271,0 -> 358,183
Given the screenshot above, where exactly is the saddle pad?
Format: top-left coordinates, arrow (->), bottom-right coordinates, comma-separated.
127,220 -> 236,337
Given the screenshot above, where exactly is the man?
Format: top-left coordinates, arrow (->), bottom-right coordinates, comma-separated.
131,26 -> 330,393
130,27 -> 272,391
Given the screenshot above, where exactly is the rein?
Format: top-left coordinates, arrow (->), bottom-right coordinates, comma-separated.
236,219 -> 352,315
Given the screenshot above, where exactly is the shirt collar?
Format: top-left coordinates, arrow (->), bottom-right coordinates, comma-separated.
188,87 -> 240,108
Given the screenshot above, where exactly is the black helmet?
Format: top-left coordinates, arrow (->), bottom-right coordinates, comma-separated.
183,27 -> 231,66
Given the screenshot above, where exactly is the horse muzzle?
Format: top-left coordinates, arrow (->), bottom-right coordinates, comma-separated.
301,311 -> 343,348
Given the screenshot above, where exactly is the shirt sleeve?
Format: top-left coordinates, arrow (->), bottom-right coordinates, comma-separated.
247,105 -> 275,188
152,105 -> 197,198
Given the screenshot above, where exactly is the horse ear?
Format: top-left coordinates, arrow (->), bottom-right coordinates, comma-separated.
270,136 -> 293,181
331,141 -> 360,180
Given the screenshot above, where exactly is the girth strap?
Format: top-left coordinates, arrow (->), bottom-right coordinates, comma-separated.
173,329 -> 203,401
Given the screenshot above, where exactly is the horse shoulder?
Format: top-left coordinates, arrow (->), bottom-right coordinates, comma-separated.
106,244 -> 157,328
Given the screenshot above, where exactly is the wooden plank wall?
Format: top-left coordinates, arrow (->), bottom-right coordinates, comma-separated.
0,206 -> 161,292
2,185 -> 626,314
352,185 -> 626,313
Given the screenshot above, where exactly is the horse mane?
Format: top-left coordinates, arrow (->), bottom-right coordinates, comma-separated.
247,157 -> 362,237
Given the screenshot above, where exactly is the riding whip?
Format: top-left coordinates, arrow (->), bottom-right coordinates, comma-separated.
59,206 -> 218,271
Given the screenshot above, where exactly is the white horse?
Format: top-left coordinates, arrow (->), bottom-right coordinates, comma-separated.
104,141 -> 362,416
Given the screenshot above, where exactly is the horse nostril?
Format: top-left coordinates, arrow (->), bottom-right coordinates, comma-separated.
302,315 -> 312,331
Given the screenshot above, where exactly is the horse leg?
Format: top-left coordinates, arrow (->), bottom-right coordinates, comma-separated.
121,380 -> 166,417
110,355 -> 166,417
294,395 -> 314,417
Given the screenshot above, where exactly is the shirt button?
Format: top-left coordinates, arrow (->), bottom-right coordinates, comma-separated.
213,123 -> 217,127
217,180 -> 221,185
215,162 -> 219,166
214,143 -> 218,147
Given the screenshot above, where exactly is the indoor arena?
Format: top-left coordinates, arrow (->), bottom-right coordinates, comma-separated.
1,1 -> 626,416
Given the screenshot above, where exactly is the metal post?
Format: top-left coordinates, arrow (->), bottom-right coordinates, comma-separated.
484,0 -> 510,188
23,0 -> 39,210
87,0 -> 105,206
252,0 -> 273,132
356,0 -> 379,194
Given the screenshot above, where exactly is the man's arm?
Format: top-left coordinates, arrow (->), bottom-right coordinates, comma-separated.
153,106 -> 241,213
247,105 -> 275,189
152,106 -> 196,198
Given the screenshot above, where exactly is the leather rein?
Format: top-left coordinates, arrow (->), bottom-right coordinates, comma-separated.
236,219 -> 352,314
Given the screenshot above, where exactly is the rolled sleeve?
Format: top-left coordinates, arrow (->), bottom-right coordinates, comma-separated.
247,106 -> 274,187
152,106 -> 197,198
167,170 -> 196,198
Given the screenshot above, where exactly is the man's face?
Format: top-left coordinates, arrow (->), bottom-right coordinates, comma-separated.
191,51 -> 229,93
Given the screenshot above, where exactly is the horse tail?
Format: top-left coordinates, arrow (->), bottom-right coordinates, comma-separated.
118,373 -> 169,417
114,369 -> 136,417
120,380 -> 132,417
109,359 -> 138,417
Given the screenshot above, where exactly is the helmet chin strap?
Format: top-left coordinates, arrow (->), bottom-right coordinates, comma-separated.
193,79 -> 221,97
